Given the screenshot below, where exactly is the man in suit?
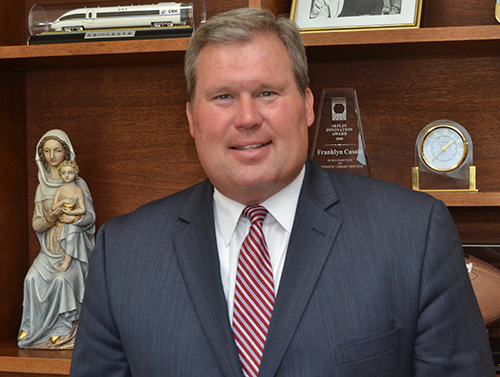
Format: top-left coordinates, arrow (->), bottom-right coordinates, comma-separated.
70,7 -> 495,377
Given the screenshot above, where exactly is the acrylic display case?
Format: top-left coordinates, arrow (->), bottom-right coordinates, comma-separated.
28,0 -> 206,44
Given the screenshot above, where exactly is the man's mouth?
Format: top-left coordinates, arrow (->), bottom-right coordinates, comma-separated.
232,141 -> 271,150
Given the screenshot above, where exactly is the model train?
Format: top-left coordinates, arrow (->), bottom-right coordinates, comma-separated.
50,2 -> 189,31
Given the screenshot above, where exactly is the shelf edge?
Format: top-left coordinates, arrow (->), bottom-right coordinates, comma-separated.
428,191 -> 500,207
0,37 -> 190,68
301,25 -> 500,47
0,355 -> 71,375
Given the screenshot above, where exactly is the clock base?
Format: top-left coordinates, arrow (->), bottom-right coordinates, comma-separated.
412,166 -> 478,192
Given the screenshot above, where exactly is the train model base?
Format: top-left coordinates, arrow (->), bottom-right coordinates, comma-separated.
28,26 -> 193,45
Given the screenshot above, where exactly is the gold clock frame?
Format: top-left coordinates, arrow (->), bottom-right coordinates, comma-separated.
419,124 -> 468,173
496,0 -> 500,24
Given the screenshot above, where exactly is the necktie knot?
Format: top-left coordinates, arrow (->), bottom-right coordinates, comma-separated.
243,205 -> 268,225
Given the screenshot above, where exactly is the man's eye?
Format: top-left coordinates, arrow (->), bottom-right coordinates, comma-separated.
215,94 -> 230,100
260,91 -> 276,98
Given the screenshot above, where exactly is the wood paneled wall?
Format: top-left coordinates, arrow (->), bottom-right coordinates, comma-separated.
0,69 -> 27,341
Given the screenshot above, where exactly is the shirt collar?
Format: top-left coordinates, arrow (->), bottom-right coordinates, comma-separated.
213,166 -> 305,247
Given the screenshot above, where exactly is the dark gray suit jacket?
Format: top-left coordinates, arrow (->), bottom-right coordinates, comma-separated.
70,159 -> 495,376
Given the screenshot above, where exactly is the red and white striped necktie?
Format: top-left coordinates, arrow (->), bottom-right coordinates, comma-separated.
233,205 -> 275,377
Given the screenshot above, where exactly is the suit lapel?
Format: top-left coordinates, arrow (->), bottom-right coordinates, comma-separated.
260,160 -> 342,377
172,180 -> 244,377
171,161 -> 342,377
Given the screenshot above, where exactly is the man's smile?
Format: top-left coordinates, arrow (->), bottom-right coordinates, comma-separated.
231,141 -> 272,150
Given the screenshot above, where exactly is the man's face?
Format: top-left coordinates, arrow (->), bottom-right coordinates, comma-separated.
186,32 -> 314,205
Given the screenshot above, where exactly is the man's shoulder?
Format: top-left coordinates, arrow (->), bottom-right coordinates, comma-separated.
314,169 -> 450,238
321,168 -> 438,209
105,180 -> 210,233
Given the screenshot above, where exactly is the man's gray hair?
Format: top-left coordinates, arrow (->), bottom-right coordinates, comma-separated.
184,7 -> 309,105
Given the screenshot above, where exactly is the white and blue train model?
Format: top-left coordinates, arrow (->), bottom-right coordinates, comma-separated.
50,2 -> 189,31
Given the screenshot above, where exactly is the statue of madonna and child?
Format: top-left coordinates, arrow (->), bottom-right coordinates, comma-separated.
18,129 -> 96,349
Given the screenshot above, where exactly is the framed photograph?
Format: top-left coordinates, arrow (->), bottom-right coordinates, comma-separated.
290,0 -> 423,32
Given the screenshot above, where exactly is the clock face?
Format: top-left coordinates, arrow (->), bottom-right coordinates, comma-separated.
420,125 -> 468,172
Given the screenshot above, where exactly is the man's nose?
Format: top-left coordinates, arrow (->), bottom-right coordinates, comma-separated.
234,96 -> 262,129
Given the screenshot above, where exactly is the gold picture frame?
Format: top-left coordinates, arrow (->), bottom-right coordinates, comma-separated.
290,0 -> 423,32
496,0 -> 500,24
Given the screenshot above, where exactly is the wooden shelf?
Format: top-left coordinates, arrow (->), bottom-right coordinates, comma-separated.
1,25 -> 500,69
0,340 -> 71,376
301,25 -> 500,47
0,37 -> 190,69
303,25 -> 500,61
427,192 -> 500,207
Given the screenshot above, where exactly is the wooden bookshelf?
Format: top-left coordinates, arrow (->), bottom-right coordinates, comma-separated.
0,0 -> 499,375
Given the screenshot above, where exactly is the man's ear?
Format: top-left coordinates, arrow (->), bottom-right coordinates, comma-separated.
186,102 -> 195,138
305,88 -> 315,128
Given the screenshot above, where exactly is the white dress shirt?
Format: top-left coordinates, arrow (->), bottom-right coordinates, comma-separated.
213,166 -> 305,322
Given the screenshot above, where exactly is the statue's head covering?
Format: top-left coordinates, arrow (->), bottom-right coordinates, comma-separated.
35,129 -> 89,202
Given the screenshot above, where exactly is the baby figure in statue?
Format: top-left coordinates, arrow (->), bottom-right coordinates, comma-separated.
51,160 -> 86,273
18,129 -> 95,350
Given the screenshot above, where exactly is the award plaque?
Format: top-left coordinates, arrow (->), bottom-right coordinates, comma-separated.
310,88 -> 370,176
412,119 -> 477,192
